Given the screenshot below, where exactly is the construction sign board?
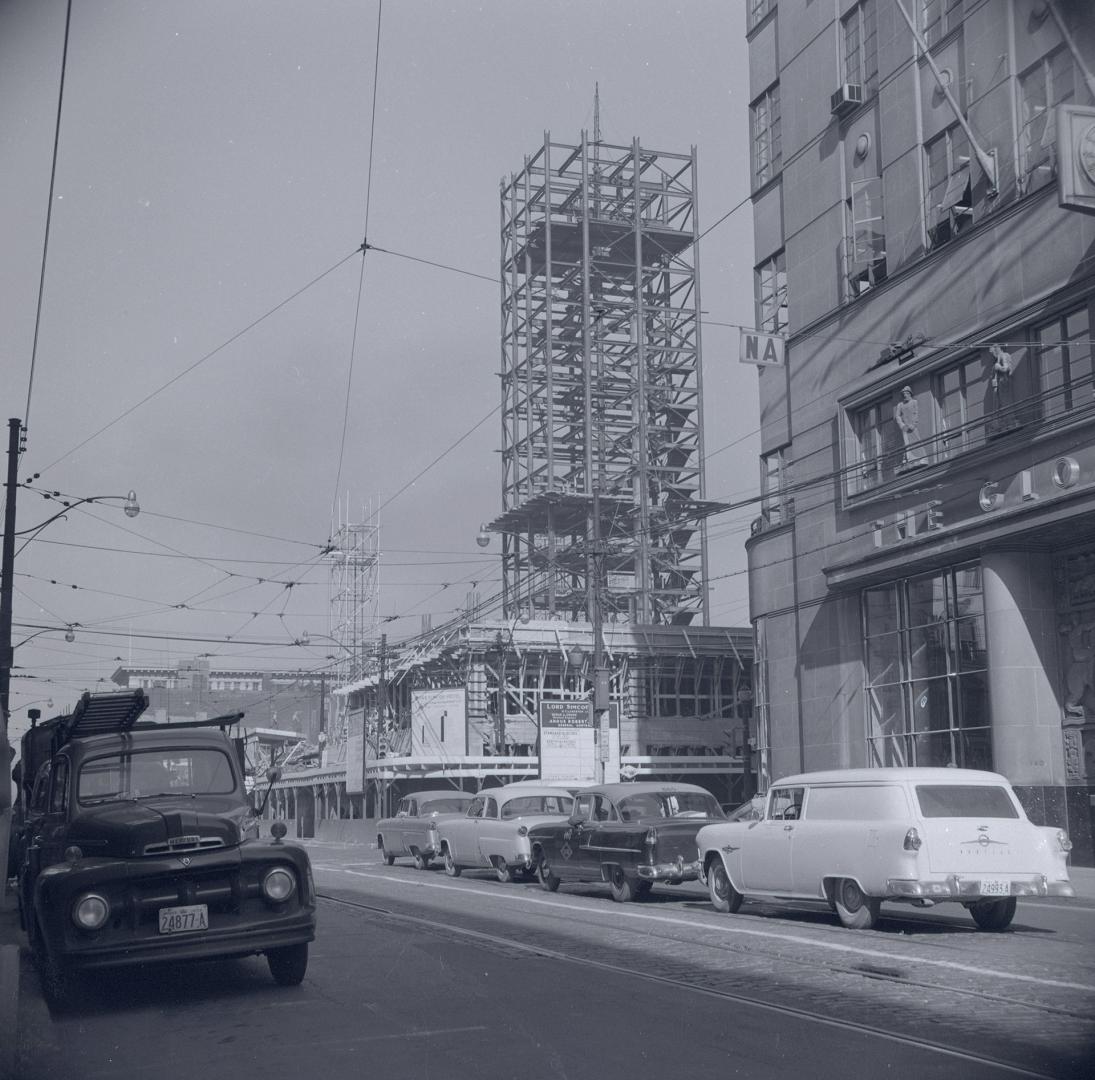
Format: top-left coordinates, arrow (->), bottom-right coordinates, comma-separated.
539,701 -> 597,784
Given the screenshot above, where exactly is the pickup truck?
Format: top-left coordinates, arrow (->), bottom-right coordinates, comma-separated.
12,690 -> 316,1005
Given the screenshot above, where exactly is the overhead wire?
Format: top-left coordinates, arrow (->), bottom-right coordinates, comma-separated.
23,0 -> 73,434
329,0 -> 384,523
37,249 -> 361,475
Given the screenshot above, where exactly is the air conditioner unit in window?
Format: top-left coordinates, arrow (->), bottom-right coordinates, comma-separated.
831,83 -> 864,118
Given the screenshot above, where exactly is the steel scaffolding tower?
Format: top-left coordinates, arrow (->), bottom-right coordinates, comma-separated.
494,133 -> 716,626
328,499 -> 380,685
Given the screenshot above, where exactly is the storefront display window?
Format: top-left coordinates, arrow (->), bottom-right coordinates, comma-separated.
862,562 -> 991,768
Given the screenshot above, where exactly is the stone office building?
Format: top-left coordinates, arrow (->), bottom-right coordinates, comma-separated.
744,1 -> 1095,861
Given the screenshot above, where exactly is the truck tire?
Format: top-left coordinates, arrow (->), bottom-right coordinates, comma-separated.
267,942 -> 309,986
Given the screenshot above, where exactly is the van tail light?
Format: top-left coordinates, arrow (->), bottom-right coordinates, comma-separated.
903,827 -> 922,852
1056,829 -> 1072,853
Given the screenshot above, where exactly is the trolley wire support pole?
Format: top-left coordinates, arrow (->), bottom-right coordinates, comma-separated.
590,488 -> 616,783
376,633 -> 388,820
0,418 -> 22,893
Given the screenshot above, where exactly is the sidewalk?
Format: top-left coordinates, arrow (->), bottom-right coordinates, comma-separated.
1,885 -> 23,1080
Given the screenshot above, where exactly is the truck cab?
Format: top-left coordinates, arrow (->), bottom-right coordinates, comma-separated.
13,690 -> 316,1005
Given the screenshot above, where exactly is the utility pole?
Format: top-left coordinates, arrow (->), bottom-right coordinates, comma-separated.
590,489 -> 618,782
0,418 -> 22,891
377,633 -> 388,819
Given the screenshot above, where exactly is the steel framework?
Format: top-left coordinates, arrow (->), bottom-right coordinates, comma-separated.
328,498 -> 380,686
495,133 -> 716,626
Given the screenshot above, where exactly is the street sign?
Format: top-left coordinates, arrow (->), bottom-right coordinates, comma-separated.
739,328 -> 785,367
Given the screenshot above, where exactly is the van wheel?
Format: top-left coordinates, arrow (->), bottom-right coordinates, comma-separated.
833,878 -> 880,930
443,848 -> 461,877
609,867 -> 636,903
969,897 -> 1016,931
378,838 -> 395,866
412,849 -> 431,871
708,858 -> 743,914
267,943 -> 308,986
537,857 -> 560,892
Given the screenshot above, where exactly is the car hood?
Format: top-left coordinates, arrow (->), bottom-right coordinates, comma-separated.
68,798 -> 246,858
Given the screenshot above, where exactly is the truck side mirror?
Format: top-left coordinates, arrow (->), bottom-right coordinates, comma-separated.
256,768 -> 282,817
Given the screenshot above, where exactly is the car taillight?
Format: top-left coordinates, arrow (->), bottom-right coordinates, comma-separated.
1056,829 -> 1072,853
644,827 -> 658,848
262,866 -> 296,902
72,893 -> 110,931
903,827 -> 922,852
517,825 -> 528,837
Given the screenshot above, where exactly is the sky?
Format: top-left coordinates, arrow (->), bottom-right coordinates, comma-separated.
0,0 -> 760,742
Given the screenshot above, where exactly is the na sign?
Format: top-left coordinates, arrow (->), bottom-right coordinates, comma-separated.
740,328 -> 785,367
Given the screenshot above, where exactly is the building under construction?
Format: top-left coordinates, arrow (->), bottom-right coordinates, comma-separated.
493,133 -> 717,625
266,132 -> 755,832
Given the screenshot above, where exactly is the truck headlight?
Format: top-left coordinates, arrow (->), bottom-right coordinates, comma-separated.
262,867 -> 296,902
72,892 -> 110,931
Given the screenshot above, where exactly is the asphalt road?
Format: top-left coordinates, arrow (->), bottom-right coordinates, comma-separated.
11,840 -> 1095,1080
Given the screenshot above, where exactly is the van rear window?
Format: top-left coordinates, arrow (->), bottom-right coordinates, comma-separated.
915,785 -> 1019,819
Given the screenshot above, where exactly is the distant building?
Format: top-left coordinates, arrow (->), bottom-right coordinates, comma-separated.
744,2 -> 1095,862
111,658 -> 330,744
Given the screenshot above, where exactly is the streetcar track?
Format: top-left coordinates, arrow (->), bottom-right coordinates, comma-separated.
313,864 -> 1095,994
316,890 -> 1072,1079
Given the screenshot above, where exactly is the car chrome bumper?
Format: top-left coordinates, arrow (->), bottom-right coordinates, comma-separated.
884,875 -> 1075,900
637,857 -> 702,883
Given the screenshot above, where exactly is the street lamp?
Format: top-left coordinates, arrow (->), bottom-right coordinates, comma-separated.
1,412 -> 140,874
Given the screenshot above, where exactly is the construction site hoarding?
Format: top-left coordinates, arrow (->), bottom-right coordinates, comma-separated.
411,687 -> 467,756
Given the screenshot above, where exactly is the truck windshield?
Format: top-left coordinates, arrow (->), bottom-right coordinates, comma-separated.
78,749 -> 237,804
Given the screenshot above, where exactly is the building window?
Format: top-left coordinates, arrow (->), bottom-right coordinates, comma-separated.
1036,305 -> 1093,420
841,1 -> 878,98
920,0 -> 963,49
748,0 -> 773,32
1018,48 -> 1075,193
850,398 -> 905,493
844,177 -> 886,298
751,83 -> 782,188
924,125 -> 972,249
863,563 -> 991,770
934,353 -> 991,458
760,447 -> 790,527
754,250 -> 787,333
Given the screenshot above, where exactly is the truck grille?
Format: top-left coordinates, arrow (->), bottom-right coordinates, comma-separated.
143,836 -> 226,856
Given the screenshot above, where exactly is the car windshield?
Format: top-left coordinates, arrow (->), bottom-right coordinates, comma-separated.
915,784 -> 1020,819
500,795 -> 573,819
423,798 -> 473,814
617,791 -> 724,822
78,749 -> 236,804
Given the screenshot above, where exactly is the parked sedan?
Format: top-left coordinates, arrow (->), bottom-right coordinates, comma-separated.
377,790 -> 476,869
696,767 -> 1075,931
436,784 -> 574,882
528,782 -> 726,903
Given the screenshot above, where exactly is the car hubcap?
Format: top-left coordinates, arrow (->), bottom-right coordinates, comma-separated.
841,880 -> 862,910
713,867 -> 728,901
